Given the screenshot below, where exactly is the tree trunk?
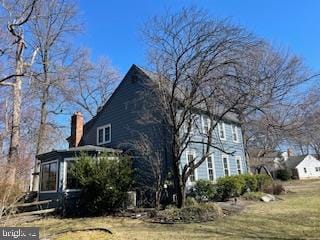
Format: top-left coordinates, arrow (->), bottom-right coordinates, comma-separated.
155,190 -> 161,209
35,51 -> 49,155
176,179 -> 186,208
8,40 -> 24,166
33,53 -> 49,191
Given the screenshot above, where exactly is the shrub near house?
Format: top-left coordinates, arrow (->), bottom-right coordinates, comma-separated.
71,152 -> 133,215
189,174 -> 275,202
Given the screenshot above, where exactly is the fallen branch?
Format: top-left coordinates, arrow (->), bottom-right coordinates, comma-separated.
42,227 -> 113,239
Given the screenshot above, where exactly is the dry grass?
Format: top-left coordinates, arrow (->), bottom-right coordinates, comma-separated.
23,179 -> 320,239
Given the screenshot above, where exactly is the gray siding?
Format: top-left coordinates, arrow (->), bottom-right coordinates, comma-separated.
82,65 -> 164,151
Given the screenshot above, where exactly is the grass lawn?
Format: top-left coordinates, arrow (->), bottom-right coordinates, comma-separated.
24,179 -> 320,240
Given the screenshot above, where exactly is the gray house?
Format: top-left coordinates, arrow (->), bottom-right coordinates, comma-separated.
37,64 -> 247,207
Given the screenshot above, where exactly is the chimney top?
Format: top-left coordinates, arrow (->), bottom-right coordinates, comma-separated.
287,148 -> 294,157
70,112 -> 84,148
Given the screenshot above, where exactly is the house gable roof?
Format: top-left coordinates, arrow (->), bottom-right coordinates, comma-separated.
285,154 -> 320,169
73,64 -> 241,143
77,64 -> 147,144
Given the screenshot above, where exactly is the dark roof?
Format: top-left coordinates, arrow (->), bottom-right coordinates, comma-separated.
37,145 -> 122,160
137,65 -> 241,124
68,145 -> 122,153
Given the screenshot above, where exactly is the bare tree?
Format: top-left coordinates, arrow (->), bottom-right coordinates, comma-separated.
130,131 -> 167,209
63,49 -> 120,118
142,8 -> 309,207
142,8 -> 257,207
287,89 -> 320,158
0,0 -> 38,170
27,0 -> 80,155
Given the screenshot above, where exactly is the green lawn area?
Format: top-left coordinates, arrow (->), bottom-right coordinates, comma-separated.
25,179 -> 320,240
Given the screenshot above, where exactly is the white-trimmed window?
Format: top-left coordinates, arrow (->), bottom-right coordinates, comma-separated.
222,155 -> 230,176
315,167 -> 320,172
202,115 -> 211,135
64,159 -> 81,191
232,125 -> 239,142
218,122 -> 226,140
236,156 -> 242,174
40,160 -> 58,192
207,155 -> 215,181
304,168 -> 307,173
187,152 -> 196,182
97,124 -> 111,145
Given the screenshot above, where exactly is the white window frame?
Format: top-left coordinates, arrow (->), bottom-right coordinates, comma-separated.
186,150 -> 197,183
218,122 -> 226,140
236,156 -> 243,175
232,125 -> 239,143
206,155 -> 215,181
222,155 -> 230,176
39,160 -> 58,193
63,158 -> 81,192
96,124 -> 111,145
202,115 -> 211,135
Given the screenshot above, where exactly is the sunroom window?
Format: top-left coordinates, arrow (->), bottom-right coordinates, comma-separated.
41,161 -> 57,191
66,161 -> 80,190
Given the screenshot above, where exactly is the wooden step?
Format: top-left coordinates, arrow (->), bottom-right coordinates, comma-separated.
16,208 -> 56,216
15,200 -> 52,208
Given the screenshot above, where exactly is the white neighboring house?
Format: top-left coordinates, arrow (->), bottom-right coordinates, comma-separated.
285,155 -> 320,179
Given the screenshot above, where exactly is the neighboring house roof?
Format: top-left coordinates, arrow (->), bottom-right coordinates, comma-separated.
285,155 -> 308,169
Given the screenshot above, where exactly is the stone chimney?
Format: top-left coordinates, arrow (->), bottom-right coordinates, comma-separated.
70,112 -> 84,147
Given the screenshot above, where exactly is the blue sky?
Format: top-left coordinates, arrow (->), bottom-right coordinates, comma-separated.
77,0 -> 320,75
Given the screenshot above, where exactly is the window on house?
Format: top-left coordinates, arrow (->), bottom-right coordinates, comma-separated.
98,128 -> 103,143
41,161 -> 57,191
97,124 -> 111,144
218,122 -> 225,140
232,125 -> 239,142
66,161 -> 80,190
315,167 -> 320,172
222,156 -> 229,176
188,153 -> 196,182
304,168 -> 307,173
236,157 -> 242,174
207,156 -> 214,181
202,116 -> 210,135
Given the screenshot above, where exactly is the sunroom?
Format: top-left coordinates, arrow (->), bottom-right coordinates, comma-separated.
36,145 -> 122,210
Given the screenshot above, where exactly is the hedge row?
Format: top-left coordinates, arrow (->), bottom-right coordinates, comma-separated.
189,174 -> 273,201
